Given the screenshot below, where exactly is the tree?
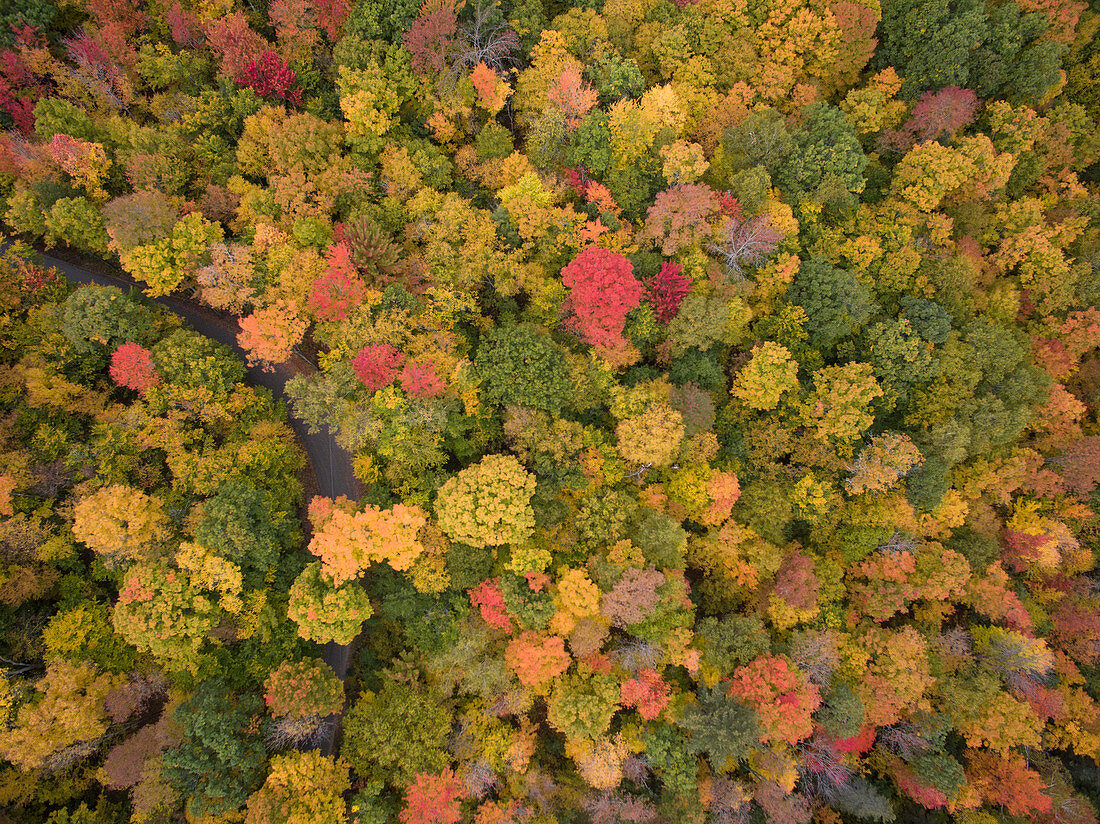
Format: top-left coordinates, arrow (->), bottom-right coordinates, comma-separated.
0,661 -> 119,771
776,104 -> 867,206
790,258 -> 878,351
72,484 -> 170,569
245,752 -> 350,824
900,86 -> 979,143
287,561 -> 373,643
238,299 -> 308,368
237,51 -> 302,105
475,323 -> 570,413
856,626 -> 933,726
352,343 -> 405,392
399,359 -> 445,398
61,286 -> 162,356
890,136 -> 1013,212
109,342 -> 159,393
601,566 -> 666,628
471,62 -> 510,114
547,672 -> 621,743
194,479 -> 297,583
547,63 -> 597,129
204,11 -> 269,80
846,433 -> 923,495
119,212 -> 223,297
162,679 -> 267,821
401,769 -> 466,824
49,133 -> 110,200
342,683 -> 451,787
707,213 -> 783,281
112,561 -> 224,672
640,183 -> 721,256
876,0 -> 1064,104
42,196 -> 111,254
620,669 -> 671,721
800,363 -> 883,443
863,319 -> 938,387
263,659 -> 344,746
264,659 -> 345,719
726,656 -> 821,745
434,454 -> 536,547
505,631 -> 571,688
403,0 -> 458,75
151,328 -> 246,396
966,750 -> 1053,816
644,262 -> 693,325
561,247 -> 643,350
731,342 -> 800,411
306,498 -> 427,583
616,404 -> 685,468
309,243 -> 367,322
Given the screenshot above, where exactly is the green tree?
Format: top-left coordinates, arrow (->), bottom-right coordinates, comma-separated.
678,687 -> 760,771
775,104 -> 866,208
151,328 -> 246,396
194,479 -> 297,584
474,323 -> 571,414
162,680 -> 268,821
789,258 -> 878,351
61,286 -> 165,359
341,683 -> 451,787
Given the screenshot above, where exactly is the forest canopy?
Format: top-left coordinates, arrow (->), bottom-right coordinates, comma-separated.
2,0 -> 1100,821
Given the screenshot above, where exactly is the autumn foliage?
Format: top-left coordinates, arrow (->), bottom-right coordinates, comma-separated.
561,247 -> 642,350
3,0 -> 1100,820
109,342 -> 159,392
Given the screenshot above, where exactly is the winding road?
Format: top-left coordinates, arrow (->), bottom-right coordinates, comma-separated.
40,246 -> 359,755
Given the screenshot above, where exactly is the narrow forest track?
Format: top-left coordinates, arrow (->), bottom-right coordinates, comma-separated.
40,246 -> 359,756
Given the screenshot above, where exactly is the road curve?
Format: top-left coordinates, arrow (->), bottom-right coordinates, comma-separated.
39,247 -> 358,754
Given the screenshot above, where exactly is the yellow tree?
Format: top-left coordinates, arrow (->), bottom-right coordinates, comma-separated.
616,403 -> 685,468
245,751 -> 351,824
434,454 -> 537,547
72,485 -> 171,569
800,363 -> 883,444
0,661 -> 120,771
731,342 -> 800,411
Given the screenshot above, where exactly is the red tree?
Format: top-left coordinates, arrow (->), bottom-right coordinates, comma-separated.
0,37 -> 43,134
1055,436 -> 1100,497
314,0 -> 352,40
399,359 -> 445,399
402,0 -> 458,76
165,2 -> 204,47
547,65 -> 598,130
401,769 -> 466,824
1050,588 -> 1100,665
204,12 -> 269,81
109,343 -> 158,393
352,344 -> 405,392
469,578 -> 512,632
644,262 -> 692,324
308,243 -> 366,322
237,51 -> 302,105
620,669 -> 671,720
561,247 -> 642,349
904,86 -> 979,142
967,751 -> 1052,816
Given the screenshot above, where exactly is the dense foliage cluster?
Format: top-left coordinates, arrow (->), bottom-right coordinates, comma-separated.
0,247 -> 324,820
1,0 -> 1100,820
